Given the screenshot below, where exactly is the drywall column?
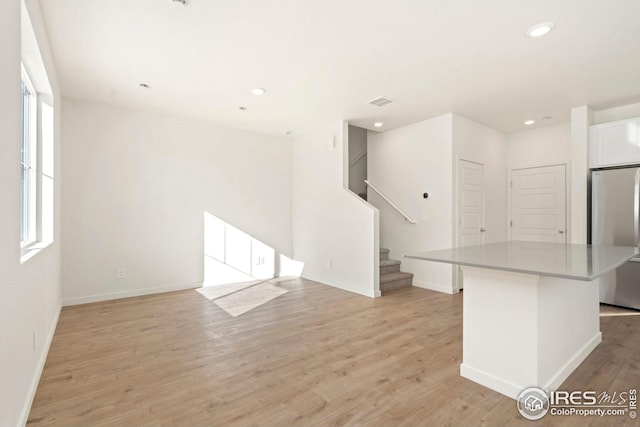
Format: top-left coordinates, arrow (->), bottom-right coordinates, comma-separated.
292,120 -> 379,297
570,106 -> 593,244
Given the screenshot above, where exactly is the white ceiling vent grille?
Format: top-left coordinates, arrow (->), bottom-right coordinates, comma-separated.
367,96 -> 394,107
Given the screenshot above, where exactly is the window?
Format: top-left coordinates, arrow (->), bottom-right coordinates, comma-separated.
20,63 -> 54,261
21,66 -> 36,245
20,2 -> 54,262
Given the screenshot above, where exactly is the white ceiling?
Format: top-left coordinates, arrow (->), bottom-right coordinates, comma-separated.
39,0 -> 640,135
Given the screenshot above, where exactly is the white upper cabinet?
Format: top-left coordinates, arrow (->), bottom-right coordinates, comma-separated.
589,118 -> 640,168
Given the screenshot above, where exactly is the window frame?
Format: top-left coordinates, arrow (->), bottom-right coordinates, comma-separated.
20,64 -> 38,249
20,0 -> 55,263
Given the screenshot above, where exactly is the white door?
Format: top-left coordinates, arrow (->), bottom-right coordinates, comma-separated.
510,164 -> 566,243
456,160 -> 485,291
457,160 -> 485,247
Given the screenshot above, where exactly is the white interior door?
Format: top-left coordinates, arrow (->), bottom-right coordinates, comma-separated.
510,164 -> 566,243
456,160 -> 485,291
458,160 -> 485,247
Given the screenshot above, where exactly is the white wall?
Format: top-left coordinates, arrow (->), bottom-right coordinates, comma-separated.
62,99 -> 293,305
0,1 -> 63,425
507,122 -> 572,241
593,101 -> 640,125
348,125 -> 367,196
570,106 -> 592,244
292,121 -> 379,297
368,114 -> 454,293
507,122 -> 571,170
453,114 -> 508,246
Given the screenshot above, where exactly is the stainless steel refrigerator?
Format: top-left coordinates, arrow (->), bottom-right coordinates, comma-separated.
591,167 -> 640,310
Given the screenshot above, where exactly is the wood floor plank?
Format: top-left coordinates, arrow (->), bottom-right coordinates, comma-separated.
27,279 -> 640,426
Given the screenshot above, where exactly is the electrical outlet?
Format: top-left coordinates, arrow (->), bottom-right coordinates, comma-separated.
326,258 -> 332,269
117,267 -> 126,279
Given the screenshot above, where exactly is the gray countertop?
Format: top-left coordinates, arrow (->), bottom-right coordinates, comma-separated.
404,241 -> 639,281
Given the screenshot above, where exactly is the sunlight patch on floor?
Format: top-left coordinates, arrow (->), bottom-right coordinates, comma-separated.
196,278 -> 295,317
196,280 -> 261,301
212,283 -> 288,317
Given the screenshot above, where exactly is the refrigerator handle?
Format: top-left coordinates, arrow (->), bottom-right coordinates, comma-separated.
635,169 -> 640,247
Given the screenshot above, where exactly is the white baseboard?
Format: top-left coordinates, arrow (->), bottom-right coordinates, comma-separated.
302,272 -> 379,298
543,332 -> 602,391
413,280 -> 457,295
19,303 -> 62,427
460,363 -> 523,399
62,281 -> 203,306
460,332 -> 603,400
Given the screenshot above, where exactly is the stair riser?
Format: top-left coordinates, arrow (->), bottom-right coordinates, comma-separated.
380,264 -> 400,275
380,277 -> 413,293
380,252 -> 389,261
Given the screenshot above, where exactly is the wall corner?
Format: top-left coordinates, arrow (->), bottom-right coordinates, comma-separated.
570,105 -> 593,244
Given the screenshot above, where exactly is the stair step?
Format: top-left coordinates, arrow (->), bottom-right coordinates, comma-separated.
380,248 -> 390,261
380,271 -> 413,293
380,259 -> 401,275
380,271 -> 413,283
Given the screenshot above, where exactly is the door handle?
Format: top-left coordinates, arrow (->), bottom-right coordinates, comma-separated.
558,230 -> 565,234
480,228 -> 486,233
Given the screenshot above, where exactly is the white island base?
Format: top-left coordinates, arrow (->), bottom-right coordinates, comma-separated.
460,266 -> 602,399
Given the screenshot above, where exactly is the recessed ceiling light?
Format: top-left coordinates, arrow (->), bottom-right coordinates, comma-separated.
285,130 -> 293,135
239,106 -> 247,111
252,87 -> 266,96
526,22 -> 554,38
542,116 -> 552,120
524,119 -> 535,125
374,121 -> 384,128
139,83 -> 150,88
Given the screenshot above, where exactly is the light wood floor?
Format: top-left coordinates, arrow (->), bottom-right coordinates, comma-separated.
28,278 -> 640,426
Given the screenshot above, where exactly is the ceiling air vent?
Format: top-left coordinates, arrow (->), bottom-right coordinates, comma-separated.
367,96 -> 394,107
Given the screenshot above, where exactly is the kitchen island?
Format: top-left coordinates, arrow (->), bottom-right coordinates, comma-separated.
405,241 -> 638,399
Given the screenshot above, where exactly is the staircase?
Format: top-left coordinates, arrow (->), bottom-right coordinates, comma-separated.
379,248 -> 413,294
